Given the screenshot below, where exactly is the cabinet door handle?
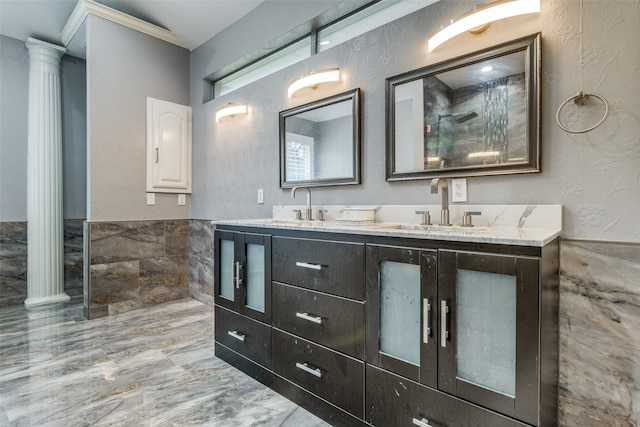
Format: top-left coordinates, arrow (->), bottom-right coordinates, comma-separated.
412,418 -> 432,427
423,298 -> 431,343
155,147 -> 159,163
295,362 -> 322,378
227,331 -> 246,342
295,261 -> 322,271
441,300 -> 449,348
235,261 -> 243,288
296,312 -> 323,325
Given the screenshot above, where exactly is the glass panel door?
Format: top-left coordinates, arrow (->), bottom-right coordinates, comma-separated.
245,243 -> 265,312
366,245 -> 437,386
379,260 -> 420,364
438,250 -> 540,423
456,269 -> 516,397
219,239 -> 235,301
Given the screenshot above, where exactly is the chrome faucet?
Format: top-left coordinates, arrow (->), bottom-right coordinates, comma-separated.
291,186 -> 313,221
430,178 -> 451,226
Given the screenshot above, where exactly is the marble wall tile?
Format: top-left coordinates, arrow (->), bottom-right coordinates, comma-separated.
86,220 -> 191,319
89,221 -> 165,264
90,260 -> 140,305
559,239 -> 640,426
165,220 -> 190,257
0,222 -> 27,260
0,221 -> 83,307
189,220 -> 214,306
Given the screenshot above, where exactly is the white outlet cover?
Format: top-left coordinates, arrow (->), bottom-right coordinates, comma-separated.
178,194 -> 186,205
258,189 -> 264,204
146,193 -> 156,205
452,178 -> 467,202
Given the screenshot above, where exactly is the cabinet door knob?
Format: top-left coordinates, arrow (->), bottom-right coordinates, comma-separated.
296,312 -> 323,324
227,331 -> 246,342
295,362 -> 322,378
295,261 -> 322,271
412,418 -> 432,427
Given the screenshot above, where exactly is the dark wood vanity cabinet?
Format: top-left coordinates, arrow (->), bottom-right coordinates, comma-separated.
365,243 -> 559,427
214,225 -> 558,427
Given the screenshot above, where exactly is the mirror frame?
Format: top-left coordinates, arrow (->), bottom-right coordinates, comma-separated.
280,88 -> 361,188
386,33 -> 541,181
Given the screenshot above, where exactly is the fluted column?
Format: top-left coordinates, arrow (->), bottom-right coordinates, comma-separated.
24,37 -> 70,309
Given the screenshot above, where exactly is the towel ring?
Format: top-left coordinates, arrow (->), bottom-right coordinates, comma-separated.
556,91 -> 609,134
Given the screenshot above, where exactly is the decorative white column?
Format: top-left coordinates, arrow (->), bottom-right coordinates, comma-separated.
24,37 -> 70,309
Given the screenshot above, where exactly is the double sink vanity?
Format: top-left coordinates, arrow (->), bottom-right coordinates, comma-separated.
213,203 -> 560,427
215,32 -> 552,427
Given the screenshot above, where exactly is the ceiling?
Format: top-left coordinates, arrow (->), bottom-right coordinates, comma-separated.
0,0 -> 265,51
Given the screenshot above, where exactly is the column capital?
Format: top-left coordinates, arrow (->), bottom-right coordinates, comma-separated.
26,37 -> 66,71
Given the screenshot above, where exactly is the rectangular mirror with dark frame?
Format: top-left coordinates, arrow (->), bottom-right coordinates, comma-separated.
386,33 -> 540,181
280,88 -> 361,188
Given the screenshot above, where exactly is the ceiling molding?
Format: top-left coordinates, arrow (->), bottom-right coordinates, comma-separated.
61,0 -> 186,49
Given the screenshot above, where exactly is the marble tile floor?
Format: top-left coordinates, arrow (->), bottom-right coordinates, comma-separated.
0,297 -> 332,427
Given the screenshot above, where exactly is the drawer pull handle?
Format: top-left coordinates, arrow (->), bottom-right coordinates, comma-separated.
295,261 -> 322,271
413,418 -> 432,427
441,300 -> 449,348
227,331 -> 246,342
296,312 -> 323,324
423,298 -> 431,343
295,362 -> 322,378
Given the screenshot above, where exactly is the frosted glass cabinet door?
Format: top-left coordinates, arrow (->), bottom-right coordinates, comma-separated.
366,245 -> 437,387
214,230 -> 271,324
237,233 -> 271,323
438,250 -> 540,425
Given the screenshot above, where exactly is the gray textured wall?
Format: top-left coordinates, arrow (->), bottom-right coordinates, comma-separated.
0,35 -> 87,221
87,16 -> 190,221
190,0 -> 640,242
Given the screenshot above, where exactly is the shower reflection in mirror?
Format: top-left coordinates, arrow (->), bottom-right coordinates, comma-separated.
386,33 -> 540,180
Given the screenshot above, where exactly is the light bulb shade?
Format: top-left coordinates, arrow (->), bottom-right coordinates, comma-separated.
215,103 -> 247,122
428,0 -> 540,52
288,68 -> 340,97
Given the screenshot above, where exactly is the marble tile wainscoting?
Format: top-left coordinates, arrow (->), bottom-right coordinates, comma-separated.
189,220 -> 215,307
559,239 -> 640,426
0,220 -> 84,308
85,220 -> 190,319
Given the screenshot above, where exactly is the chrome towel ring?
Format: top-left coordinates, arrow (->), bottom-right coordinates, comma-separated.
556,91 -> 609,134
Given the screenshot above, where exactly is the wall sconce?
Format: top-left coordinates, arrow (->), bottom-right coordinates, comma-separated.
428,0 -> 540,52
215,103 -> 248,122
288,68 -> 340,97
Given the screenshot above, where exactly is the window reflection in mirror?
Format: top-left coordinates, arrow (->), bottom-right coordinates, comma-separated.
387,34 -> 540,180
280,88 -> 361,188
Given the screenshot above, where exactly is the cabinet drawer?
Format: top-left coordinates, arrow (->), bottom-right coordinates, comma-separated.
273,329 -> 364,418
366,365 -> 529,427
215,306 -> 271,369
272,237 -> 365,300
273,282 -> 365,358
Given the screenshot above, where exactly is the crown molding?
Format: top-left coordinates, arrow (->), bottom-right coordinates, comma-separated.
61,0 -> 186,49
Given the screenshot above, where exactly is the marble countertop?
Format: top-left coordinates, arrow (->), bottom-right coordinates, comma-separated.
214,218 -> 561,247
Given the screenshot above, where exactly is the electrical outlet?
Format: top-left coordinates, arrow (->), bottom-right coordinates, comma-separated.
258,189 -> 264,204
178,194 -> 186,205
146,193 -> 156,206
452,178 -> 467,202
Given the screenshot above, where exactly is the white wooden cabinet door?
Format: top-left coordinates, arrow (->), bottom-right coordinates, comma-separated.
146,97 -> 192,193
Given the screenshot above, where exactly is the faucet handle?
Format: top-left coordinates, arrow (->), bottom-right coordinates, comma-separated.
292,209 -> 302,220
415,210 -> 432,226
461,211 -> 481,227
317,209 -> 327,221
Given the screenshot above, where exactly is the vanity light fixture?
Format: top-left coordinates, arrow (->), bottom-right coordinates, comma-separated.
215,103 -> 248,122
288,68 -> 340,97
468,150 -> 501,159
427,0 -> 540,52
